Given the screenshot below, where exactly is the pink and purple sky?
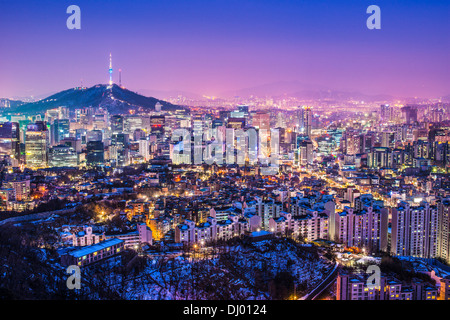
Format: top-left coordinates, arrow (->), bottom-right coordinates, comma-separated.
0,0 -> 449,99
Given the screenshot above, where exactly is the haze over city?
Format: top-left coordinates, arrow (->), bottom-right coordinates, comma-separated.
0,0 -> 449,100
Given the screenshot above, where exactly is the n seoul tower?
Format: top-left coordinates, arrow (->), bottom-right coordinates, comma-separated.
108,53 -> 113,86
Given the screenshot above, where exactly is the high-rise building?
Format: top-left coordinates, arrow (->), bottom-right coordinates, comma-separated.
391,201 -> 439,259
254,199 -> 283,231
49,145 -> 78,167
438,198 -> 450,264
150,115 -> 165,140
86,140 -> 104,166
226,118 -> 245,130
111,133 -> 129,167
329,204 -> 388,253
92,111 -> 108,130
138,138 -> 150,161
402,106 -> 418,124
60,137 -> 82,153
86,130 -> 103,143
0,122 -> 20,162
298,106 -> 312,137
125,115 -> 143,134
4,175 -> 31,201
337,271 -> 438,300
298,140 -> 313,166
440,276 -> 450,300
252,111 -> 270,131
344,131 -> 360,155
237,105 -> 249,117
110,115 -> 124,134
45,107 -> 69,123
133,129 -> 146,141
380,104 -> 392,123
368,147 -> 393,168
51,119 -> 70,145
381,131 -> 396,148
25,121 -> 48,169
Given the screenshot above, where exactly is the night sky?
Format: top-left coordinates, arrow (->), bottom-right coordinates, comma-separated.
0,0 -> 449,99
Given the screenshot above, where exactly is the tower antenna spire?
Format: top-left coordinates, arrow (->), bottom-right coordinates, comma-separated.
119,69 -> 122,87
109,53 -> 113,86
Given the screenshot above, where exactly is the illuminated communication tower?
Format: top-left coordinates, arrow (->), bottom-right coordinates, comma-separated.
109,53 -> 113,86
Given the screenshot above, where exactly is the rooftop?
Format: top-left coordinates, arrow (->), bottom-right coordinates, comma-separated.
67,238 -> 124,258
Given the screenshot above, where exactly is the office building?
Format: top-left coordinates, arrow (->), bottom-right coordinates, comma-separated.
25,121 -> 49,169
49,144 -> 78,167
86,140 -> 104,166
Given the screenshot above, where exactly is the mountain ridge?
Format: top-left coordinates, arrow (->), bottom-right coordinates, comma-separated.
5,84 -> 185,115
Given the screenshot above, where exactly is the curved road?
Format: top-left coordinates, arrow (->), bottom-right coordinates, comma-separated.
300,261 -> 339,300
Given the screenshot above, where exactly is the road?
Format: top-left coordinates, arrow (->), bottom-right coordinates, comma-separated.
300,261 -> 339,300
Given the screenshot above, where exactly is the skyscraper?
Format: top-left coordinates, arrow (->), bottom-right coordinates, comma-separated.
380,104 -> 392,123
438,198 -> 450,264
0,122 -> 20,161
381,131 -> 396,148
252,111 -> 270,131
51,119 -> 70,145
402,106 -> 418,124
111,133 -> 129,167
150,115 -> 165,142
125,115 -> 144,134
298,139 -> 313,166
391,201 -> 439,259
139,138 -> 150,161
25,121 -> 48,169
298,106 -> 312,137
111,115 -> 124,134
86,140 -> 104,166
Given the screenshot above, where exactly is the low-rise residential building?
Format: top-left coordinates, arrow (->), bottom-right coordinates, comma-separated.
175,213 -> 261,244
61,238 -> 125,267
72,226 -> 105,247
105,222 -> 152,248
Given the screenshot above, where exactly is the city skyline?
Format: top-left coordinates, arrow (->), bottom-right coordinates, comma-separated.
0,0 -> 449,100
